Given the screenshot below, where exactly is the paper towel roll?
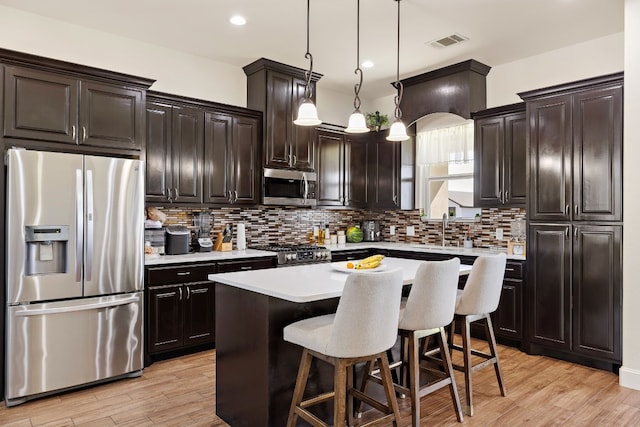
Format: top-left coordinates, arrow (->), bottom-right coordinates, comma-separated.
236,223 -> 246,250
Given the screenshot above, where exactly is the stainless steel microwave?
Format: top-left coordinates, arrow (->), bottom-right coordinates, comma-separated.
263,168 -> 317,207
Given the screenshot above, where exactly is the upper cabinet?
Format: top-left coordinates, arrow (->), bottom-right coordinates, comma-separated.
1,51 -> 152,153
473,103 -> 526,207
521,74 -> 623,222
244,58 -> 322,172
367,131 -> 400,209
145,91 -> 262,207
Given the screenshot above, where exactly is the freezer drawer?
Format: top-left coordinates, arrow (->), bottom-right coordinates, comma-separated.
5,292 -> 143,404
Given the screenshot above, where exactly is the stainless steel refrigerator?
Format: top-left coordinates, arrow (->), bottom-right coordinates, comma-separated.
5,148 -> 144,406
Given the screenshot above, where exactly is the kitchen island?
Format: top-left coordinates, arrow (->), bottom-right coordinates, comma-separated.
209,258 -> 472,427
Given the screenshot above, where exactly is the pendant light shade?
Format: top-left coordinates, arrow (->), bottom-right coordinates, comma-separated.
387,0 -> 409,142
345,0 -> 370,134
294,0 -> 322,127
294,99 -> 321,126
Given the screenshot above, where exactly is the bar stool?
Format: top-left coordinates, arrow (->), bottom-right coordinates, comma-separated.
284,269 -> 403,427
449,253 -> 507,416
359,258 -> 464,426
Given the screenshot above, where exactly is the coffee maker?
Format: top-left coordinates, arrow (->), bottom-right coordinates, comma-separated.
194,211 -> 213,252
362,220 -> 382,241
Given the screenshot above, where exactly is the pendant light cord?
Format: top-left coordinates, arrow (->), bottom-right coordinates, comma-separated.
393,0 -> 404,120
353,0 -> 363,111
303,0 -> 314,101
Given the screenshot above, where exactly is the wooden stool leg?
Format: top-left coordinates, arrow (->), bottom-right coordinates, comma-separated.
355,360 -> 374,416
347,364 -> 354,427
485,315 -> 507,397
288,349 -> 313,427
378,352 -> 401,427
334,359 -> 347,427
461,316 -> 474,416
408,332 -> 421,427
438,327 -> 464,422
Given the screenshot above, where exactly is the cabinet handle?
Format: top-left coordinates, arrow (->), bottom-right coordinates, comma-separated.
82,126 -> 87,141
505,268 -> 515,272
167,188 -> 173,202
574,228 -> 578,239
227,190 -> 232,203
575,205 -> 579,216
393,195 -> 398,205
176,271 -> 191,276
234,190 -> 238,203
178,287 -> 183,301
565,228 -> 569,239
497,190 -> 502,202
565,204 -> 570,215
71,125 -> 76,140
292,154 -> 297,165
240,266 -> 253,270
288,154 -> 293,167
174,187 -> 179,199
504,190 -> 509,203
186,286 -> 191,299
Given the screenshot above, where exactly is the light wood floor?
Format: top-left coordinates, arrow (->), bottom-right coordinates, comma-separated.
2,342 -> 640,426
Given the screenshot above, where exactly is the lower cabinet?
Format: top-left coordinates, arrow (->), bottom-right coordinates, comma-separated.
145,256 -> 277,364
492,260 -> 524,342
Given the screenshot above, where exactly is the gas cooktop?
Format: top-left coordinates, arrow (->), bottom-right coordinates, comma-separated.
250,244 -> 331,266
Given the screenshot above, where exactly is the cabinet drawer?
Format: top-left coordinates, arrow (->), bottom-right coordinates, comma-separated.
504,261 -> 524,279
146,263 -> 217,286
216,257 -> 276,273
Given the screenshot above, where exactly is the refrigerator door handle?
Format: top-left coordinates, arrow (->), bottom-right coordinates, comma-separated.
86,169 -> 94,282
15,295 -> 140,317
75,169 -> 83,282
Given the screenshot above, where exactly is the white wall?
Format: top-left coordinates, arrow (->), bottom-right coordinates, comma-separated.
620,0 -> 640,390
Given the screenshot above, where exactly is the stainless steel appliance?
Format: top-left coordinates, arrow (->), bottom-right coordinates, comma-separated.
250,244 -> 331,266
5,148 -> 144,406
194,211 -> 213,252
362,220 -> 382,241
263,168 -> 317,207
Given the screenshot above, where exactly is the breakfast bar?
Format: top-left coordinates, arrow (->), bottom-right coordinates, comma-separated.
210,258 -> 472,427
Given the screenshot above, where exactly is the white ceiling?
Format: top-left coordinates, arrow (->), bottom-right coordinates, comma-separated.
0,0 -> 624,98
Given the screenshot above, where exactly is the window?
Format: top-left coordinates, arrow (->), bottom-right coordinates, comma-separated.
415,114 -> 480,220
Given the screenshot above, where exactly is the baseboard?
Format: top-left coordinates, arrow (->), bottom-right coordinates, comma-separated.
619,366 -> 640,390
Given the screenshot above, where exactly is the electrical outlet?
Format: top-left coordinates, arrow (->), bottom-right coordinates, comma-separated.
389,225 -> 396,236
406,226 -> 415,236
496,228 -> 504,240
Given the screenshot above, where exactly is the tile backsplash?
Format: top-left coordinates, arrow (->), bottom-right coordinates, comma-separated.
151,205 -> 525,249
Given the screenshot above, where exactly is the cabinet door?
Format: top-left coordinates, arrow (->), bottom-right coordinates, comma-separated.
368,134 -> 399,209
204,112 -> 232,204
474,116 -> 503,207
233,115 -> 260,205
316,129 -> 345,206
528,224 -> 571,350
172,106 -> 203,203
80,81 -> 144,150
572,86 -> 622,221
265,70 -> 293,168
146,102 -> 172,203
503,112 -> 527,205
291,77 -> 315,171
528,95 -> 572,221
345,134 -> 368,208
147,285 -> 184,354
183,282 -> 216,346
493,277 -> 523,340
3,65 -> 78,143
572,225 -> 621,362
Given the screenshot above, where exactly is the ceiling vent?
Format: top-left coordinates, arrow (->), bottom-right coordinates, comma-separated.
428,33 -> 469,49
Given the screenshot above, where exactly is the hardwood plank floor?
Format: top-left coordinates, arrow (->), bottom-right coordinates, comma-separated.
1,343 -> 639,426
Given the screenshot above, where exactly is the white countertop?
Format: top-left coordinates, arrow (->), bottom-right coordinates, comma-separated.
208,257 -> 473,303
145,241 -> 524,266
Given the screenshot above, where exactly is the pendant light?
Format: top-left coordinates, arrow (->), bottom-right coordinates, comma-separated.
345,0 -> 370,134
387,0 -> 409,142
294,0 -> 322,126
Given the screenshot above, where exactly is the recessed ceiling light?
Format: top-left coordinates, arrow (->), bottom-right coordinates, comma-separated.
361,60 -> 374,68
230,15 -> 247,26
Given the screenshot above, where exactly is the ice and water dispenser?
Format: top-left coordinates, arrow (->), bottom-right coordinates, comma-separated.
24,225 -> 69,276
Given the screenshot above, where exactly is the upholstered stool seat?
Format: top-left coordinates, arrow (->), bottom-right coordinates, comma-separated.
284,269 -> 404,427
359,258 -> 464,426
449,253 -> 508,416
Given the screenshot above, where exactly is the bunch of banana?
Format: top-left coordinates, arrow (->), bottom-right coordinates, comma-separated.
354,254 -> 385,270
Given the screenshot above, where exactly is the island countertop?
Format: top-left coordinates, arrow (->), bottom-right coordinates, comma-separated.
208,257 -> 472,303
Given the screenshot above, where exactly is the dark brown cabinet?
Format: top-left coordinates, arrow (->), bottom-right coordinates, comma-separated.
146,263 -> 217,357
527,224 -> 621,364
473,103 -> 526,207
367,132 -> 400,209
524,77 -> 622,222
244,58 -> 321,172
315,125 -> 367,208
204,111 -> 260,205
4,65 -> 146,151
492,260 -> 524,341
146,98 -> 203,204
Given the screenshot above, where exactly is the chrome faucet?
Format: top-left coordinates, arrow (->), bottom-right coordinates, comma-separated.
442,212 -> 448,247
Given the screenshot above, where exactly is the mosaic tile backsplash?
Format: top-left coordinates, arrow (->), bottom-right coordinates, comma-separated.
151,205 -> 526,249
